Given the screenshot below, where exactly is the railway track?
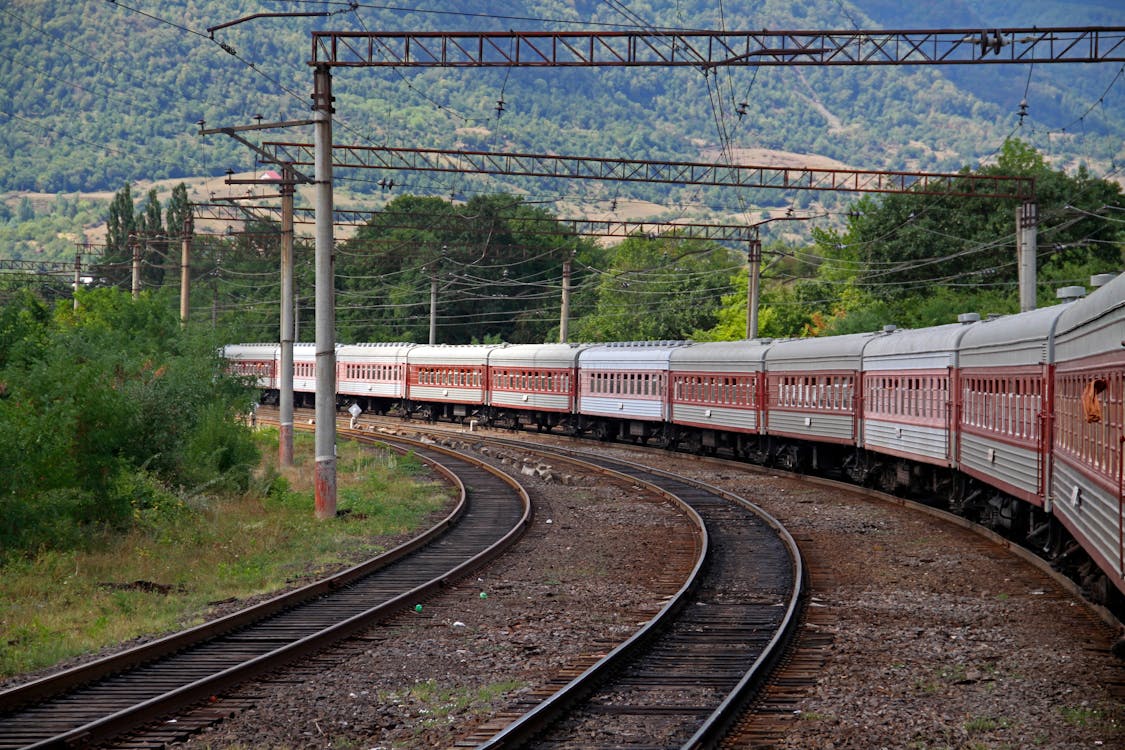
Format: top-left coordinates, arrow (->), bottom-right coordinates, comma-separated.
368,421 -> 804,749
0,433 -> 531,750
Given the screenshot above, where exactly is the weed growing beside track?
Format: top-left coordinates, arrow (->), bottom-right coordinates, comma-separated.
0,428 -> 454,679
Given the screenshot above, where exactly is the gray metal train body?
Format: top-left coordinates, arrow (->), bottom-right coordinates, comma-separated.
224,272 -> 1125,606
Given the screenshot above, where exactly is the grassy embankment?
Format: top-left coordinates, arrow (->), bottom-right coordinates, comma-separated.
0,428 -> 454,679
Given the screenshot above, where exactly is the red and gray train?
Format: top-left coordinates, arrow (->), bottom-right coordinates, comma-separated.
226,272 -> 1125,610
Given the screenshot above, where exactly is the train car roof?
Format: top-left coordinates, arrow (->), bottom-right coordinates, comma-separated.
290,342 -> 319,360
957,303 -> 1073,368
223,343 -> 278,356
487,342 -> 590,368
337,342 -> 416,360
862,322 -> 978,370
668,339 -> 775,371
579,340 -> 692,369
407,343 -> 501,365
765,331 -> 879,369
1053,272 -> 1125,339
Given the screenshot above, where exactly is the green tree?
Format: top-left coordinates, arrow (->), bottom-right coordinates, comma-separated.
805,138 -> 1124,329
337,194 -> 599,344
137,188 -> 166,289
571,234 -> 737,342
100,184 -> 136,289
165,183 -> 192,243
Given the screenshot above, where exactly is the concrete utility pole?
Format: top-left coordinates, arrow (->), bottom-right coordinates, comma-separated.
746,237 -> 762,340
279,164 -> 296,467
429,273 -> 438,344
130,234 -> 141,298
73,247 -> 82,311
312,64 -> 337,519
195,126 -> 314,470
180,219 -> 192,324
559,256 -> 572,343
1017,202 -> 1039,311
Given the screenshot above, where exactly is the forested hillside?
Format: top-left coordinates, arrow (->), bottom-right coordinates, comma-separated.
1,1 -> 1121,344
2,0 -> 1121,199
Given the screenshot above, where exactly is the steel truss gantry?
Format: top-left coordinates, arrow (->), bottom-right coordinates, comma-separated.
192,202 -> 762,244
311,27 -> 1125,68
287,24 -> 1120,516
260,142 -> 1037,201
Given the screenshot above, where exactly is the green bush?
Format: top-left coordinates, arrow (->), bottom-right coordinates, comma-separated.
0,288 -> 259,558
180,401 -> 260,495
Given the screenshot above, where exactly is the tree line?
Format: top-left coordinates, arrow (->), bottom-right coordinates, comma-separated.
73,139 -> 1122,347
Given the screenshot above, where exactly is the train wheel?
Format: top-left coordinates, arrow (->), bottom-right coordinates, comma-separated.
875,464 -> 898,494
775,445 -> 805,473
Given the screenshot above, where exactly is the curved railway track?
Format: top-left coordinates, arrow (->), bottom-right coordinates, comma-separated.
0,434 -> 531,750
374,422 -> 804,749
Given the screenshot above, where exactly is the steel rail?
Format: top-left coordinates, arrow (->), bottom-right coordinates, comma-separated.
0,433 -> 530,750
455,439 -> 803,749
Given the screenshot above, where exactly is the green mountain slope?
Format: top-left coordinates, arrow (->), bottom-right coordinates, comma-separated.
1,0 -> 1121,210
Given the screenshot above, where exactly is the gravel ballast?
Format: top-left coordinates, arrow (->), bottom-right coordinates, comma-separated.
162,435 -> 1124,749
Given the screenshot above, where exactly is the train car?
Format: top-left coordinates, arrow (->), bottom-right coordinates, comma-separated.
290,342 -> 319,407
576,341 -> 690,442
1049,273 -> 1125,601
667,339 -> 775,458
223,343 -> 278,393
761,332 -> 878,472
955,304 -> 1073,525
859,319 -> 979,494
405,344 -> 498,422
485,343 -> 588,431
337,343 -> 414,414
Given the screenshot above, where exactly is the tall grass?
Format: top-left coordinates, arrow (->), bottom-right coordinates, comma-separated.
0,429 -> 453,679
